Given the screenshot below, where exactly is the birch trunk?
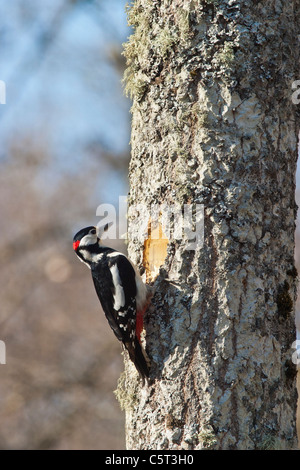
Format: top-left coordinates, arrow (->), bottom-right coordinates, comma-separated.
119,0 -> 300,450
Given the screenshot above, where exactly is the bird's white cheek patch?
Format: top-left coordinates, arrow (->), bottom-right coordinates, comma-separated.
110,264 -> 125,311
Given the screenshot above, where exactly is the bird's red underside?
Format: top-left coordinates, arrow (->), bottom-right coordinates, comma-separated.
136,309 -> 145,343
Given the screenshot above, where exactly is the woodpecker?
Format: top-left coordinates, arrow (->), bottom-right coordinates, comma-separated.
73,225 -> 150,383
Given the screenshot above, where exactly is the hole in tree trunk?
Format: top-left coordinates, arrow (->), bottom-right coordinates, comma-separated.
143,217 -> 169,283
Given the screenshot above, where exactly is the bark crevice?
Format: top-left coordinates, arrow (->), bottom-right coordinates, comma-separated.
123,0 -> 300,450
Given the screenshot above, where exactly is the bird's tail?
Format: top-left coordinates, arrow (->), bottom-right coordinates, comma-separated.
124,338 -> 150,385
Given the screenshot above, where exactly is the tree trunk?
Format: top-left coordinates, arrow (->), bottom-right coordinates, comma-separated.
120,0 -> 300,450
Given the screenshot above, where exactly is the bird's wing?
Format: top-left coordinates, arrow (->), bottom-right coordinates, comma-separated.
91,254 -> 137,343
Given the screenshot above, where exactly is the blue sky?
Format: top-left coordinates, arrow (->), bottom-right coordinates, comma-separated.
0,0 -> 130,205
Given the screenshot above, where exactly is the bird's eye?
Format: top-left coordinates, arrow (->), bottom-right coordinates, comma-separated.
90,228 -> 96,235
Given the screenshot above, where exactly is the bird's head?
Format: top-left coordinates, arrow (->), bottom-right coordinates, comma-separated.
73,226 -> 98,252
73,223 -> 111,267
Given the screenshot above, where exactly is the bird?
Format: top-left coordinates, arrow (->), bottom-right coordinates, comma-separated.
73,224 -> 150,383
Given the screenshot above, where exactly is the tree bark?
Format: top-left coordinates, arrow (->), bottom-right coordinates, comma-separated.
120,0 -> 300,450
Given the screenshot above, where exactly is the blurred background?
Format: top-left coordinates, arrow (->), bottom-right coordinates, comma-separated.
0,0 -> 299,450
0,0 -> 129,449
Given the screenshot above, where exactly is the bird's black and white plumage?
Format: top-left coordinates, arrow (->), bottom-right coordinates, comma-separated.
73,225 -> 149,382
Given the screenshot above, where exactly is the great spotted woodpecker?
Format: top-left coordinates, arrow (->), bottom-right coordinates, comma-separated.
73,225 -> 150,383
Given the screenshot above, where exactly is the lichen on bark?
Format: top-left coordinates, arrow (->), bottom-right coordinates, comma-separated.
122,0 -> 300,450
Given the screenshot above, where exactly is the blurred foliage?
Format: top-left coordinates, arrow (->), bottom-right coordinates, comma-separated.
0,0 -> 130,449
0,136 -> 127,449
